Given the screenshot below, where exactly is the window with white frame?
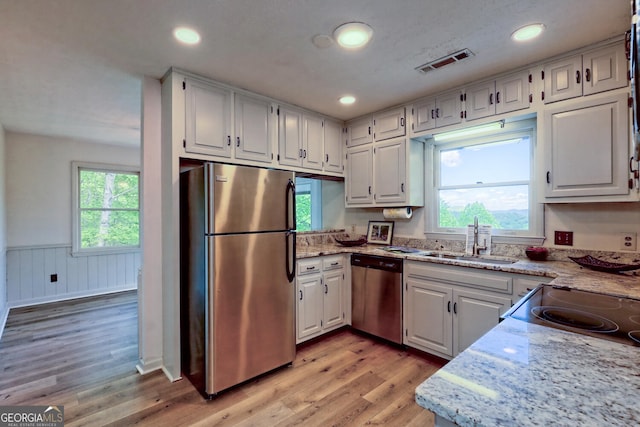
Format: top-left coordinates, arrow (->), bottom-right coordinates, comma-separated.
427,119 -> 542,240
72,162 -> 140,255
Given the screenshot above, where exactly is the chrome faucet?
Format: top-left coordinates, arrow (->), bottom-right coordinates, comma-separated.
472,216 -> 487,256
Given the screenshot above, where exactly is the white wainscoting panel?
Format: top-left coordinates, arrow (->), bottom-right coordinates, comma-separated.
7,245 -> 141,307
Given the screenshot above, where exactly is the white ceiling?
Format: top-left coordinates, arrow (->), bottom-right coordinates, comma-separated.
0,0 -> 631,147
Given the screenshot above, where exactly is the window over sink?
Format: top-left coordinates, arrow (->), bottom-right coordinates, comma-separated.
426,118 -> 543,243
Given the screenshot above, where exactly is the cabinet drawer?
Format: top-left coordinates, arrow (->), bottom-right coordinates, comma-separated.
407,261 -> 512,294
322,255 -> 344,271
297,258 -> 322,276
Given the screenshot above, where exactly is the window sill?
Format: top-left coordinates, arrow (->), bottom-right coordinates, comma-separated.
71,247 -> 141,257
425,232 -> 545,247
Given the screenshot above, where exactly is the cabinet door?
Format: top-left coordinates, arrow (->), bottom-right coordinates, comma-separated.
435,91 -> 463,127
465,81 -> 495,121
405,278 -> 453,357
302,114 -> 324,170
453,288 -> 511,356
582,43 -> 628,96
373,138 -> 407,204
277,106 -> 303,167
412,98 -> 436,133
184,78 -> 232,157
234,94 -> 273,163
543,55 -> 583,103
496,71 -> 530,114
544,92 -> 628,198
296,274 -> 323,342
373,107 -> 406,141
324,119 -> 344,174
347,116 -> 373,147
323,269 -> 344,330
345,145 -> 373,205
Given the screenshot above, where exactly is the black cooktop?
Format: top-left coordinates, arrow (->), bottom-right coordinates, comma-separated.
503,284 -> 640,347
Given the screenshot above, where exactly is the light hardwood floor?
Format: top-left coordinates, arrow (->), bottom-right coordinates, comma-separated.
0,291 -> 443,426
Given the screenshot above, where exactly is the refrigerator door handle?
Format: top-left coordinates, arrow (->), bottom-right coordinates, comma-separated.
285,230 -> 296,282
286,178 -> 296,230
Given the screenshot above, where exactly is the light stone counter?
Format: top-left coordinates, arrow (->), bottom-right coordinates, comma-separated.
296,240 -> 640,426
415,318 -> 640,427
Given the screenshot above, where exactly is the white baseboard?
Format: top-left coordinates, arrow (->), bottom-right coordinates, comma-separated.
162,366 -> 183,382
8,286 -> 137,309
136,357 -> 164,375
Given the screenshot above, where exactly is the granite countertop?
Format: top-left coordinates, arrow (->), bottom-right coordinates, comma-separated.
415,318 -> 640,427
297,241 -> 640,426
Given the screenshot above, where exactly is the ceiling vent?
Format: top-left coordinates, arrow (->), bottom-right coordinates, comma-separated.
415,48 -> 474,74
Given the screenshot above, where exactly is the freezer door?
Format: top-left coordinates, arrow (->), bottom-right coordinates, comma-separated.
206,231 -> 295,394
208,163 -> 295,234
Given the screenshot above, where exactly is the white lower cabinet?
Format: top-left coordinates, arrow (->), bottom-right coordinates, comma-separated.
296,255 -> 347,343
404,261 -> 513,359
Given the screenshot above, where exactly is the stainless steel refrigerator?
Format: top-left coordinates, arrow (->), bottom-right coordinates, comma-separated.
180,162 -> 296,397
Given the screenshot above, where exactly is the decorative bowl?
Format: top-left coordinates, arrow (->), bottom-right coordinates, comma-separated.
525,246 -> 549,261
335,237 -> 367,247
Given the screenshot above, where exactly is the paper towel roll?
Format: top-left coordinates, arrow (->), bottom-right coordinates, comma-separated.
383,207 -> 413,220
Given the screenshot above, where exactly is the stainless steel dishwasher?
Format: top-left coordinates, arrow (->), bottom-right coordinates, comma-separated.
351,254 -> 403,344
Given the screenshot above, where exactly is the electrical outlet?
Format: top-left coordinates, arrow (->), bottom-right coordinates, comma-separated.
554,231 -> 573,246
351,224 -> 356,233
50,274 -> 58,283
620,232 -> 637,251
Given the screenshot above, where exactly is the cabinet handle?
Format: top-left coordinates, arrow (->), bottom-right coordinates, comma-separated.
401,183 -> 405,193
303,149 -> 307,158
326,154 -> 329,162
585,68 -> 591,82
368,126 -> 371,135
227,135 -> 231,146
546,171 -> 551,184
236,136 -> 240,147
435,108 -> 440,118
299,290 -> 303,300
400,117 -> 405,127
331,262 -> 339,266
368,186 -> 372,195
431,109 -> 435,119
306,266 -> 316,270
325,284 -> 328,294
496,91 -> 501,104
489,93 -> 493,105
447,301 -> 451,313
576,70 -> 581,84
453,302 -> 457,314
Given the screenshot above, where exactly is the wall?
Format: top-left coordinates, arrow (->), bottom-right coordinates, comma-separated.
5,132 -> 141,306
0,125 -> 7,336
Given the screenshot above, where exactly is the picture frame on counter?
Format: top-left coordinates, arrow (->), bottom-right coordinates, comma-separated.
366,220 -> 394,245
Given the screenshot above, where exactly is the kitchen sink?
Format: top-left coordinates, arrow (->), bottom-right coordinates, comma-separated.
416,252 -> 517,265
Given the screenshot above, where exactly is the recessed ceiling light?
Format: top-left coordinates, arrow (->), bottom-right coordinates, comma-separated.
173,27 -> 201,45
339,95 -> 356,105
511,23 -> 545,42
333,22 -> 373,49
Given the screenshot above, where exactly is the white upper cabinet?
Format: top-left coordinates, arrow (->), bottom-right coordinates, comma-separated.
346,116 -> 373,147
412,90 -> 462,133
302,114 -> 324,171
373,107 -> 406,141
544,92 -> 629,199
184,78 -> 233,157
234,93 -> 274,163
345,145 -> 373,205
495,71 -> 531,114
544,42 -> 627,104
277,106 -> 304,167
465,71 -> 530,121
323,119 -> 344,174
373,138 -> 407,204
